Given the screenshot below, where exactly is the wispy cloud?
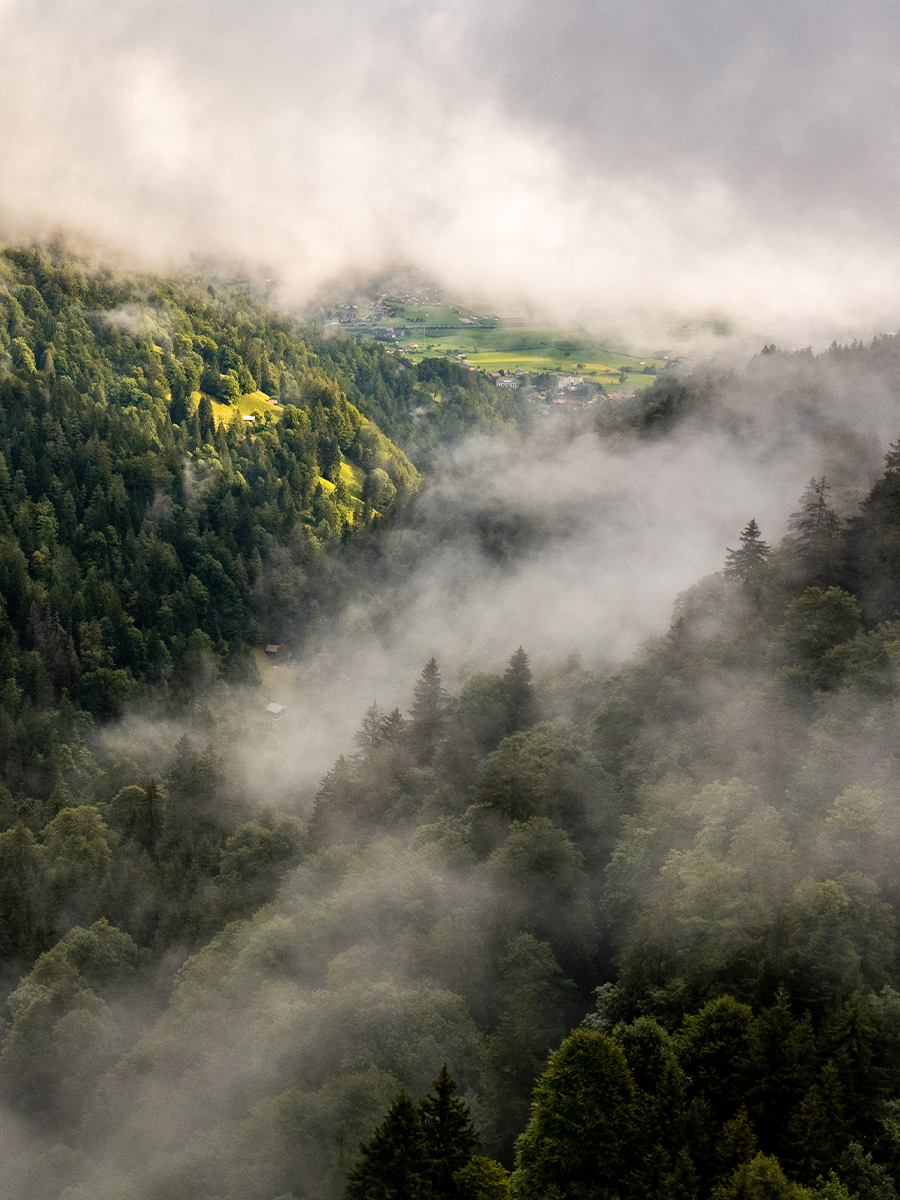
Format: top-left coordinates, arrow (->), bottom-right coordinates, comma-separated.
1,1 -> 899,339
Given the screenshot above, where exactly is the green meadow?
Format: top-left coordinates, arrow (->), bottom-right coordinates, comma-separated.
395,321 -> 666,388
210,389 -> 283,424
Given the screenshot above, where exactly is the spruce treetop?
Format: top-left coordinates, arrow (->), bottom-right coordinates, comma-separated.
724,518 -> 771,582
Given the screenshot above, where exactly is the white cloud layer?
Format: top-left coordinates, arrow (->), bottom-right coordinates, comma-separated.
2,0 -> 900,339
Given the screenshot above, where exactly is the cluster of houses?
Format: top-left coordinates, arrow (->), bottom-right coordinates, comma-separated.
488,368 -> 525,389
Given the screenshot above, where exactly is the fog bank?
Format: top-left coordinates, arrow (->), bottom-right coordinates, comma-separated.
2,1 -> 900,340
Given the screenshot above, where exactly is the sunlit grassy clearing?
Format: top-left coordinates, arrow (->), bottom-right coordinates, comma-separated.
400,325 -> 665,377
339,460 -> 366,499
319,462 -> 366,502
210,391 -> 282,426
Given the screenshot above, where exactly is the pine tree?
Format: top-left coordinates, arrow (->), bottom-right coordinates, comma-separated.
354,702 -> 386,760
380,708 -> 407,745
408,658 -> 449,765
419,1064 -> 479,1199
819,994 -> 884,1140
746,990 -> 815,1157
343,1091 -> 431,1200
501,647 -> 537,735
787,1060 -> 849,1182
661,1148 -> 700,1200
198,394 -> 215,444
715,1106 -> 758,1180
789,477 -> 844,584
847,439 -> 900,623
724,519 -> 770,582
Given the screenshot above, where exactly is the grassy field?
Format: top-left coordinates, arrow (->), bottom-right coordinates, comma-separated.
377,308 -> 668,388
382,303 -> 487,326
209,390 -> 283,425
339,460 -> 366,499
317,461 -> 365,500
405,334 -> 663,389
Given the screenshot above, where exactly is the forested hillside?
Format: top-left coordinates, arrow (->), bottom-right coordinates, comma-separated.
0,243 -> 528,815
7,252 -> 900,1200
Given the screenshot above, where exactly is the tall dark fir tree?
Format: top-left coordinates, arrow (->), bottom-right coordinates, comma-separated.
788,477 -> 844,586
343,1091 -> 431,1200
501,647 -> 537,735
419,1065 -> 480,1200
724,519 -> 770,583
408,658 -> 449,765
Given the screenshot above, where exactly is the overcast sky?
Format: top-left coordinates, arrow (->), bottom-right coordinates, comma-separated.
1,0 -> 899,340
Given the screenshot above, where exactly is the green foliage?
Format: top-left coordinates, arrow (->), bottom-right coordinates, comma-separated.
343,1090 -> 431,1200
364,467 -> 397,509
0,918 -> 141,1124
480,935 -> 576,1160
838,1142 -> 897,1199
408,657 -> 450,766
501,648 -> 536,736
510,1029 -> 638,1200
725,519 -> 771,583
710,1153 -> 810,1200
473,729 -> 617,868
787,1060 -> 850,1183
9,324 -> 900,1199
780,588 -> 863,684
0,244 -> 438,821
343,1066 -> 480,1200
419,1065 -> 480,1199
487,818 -> 596,968
455,1156 -> 511,1200
677,995 -> 754,1119
788,479 -> 845,587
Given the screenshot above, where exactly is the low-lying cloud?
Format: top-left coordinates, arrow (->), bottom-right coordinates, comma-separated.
2,0 -> 900,340
99,362 -> 888,808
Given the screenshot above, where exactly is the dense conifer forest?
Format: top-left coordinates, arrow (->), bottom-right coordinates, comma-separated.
8,245 -> 900,1199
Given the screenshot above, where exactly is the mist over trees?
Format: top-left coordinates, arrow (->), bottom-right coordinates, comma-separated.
8,247 -> 900,1198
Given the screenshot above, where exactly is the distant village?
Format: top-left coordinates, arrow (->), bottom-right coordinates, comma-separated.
326,290 -> 499,337
311,288 -> 670,413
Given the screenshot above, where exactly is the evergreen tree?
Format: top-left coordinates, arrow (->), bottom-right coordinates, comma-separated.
819,994 -> 884,1141
715,1107 -> 759,1181
746,991 -> 816,1157
344,1091 -> 431,1200
677,995 -> 754,1121
355,702 -> 387,760
789,478 -> 844,585
380,708 -> 407,745
724,519 -> 771,582
419,1064 -> 479,1199
788,1060 -> 849,1183
480,936 -> 575,1161
838,1143 -> 897,1200
198,394 -> 216,444
408,658 -> 449,765
510,1029 -> 637,1200
662,1147 -> 701,1200
501,647 -> 537,735
847,438 -> 900,622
